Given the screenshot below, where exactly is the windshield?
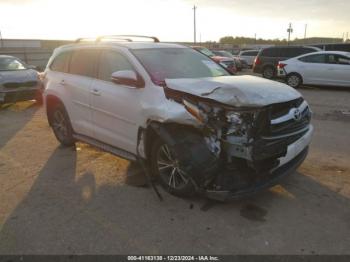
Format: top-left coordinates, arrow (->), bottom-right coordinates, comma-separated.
0,57 -> 27,71
132,48 -> 229,85
197,47 -> 215,57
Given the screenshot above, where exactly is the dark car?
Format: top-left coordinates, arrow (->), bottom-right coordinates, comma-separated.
253,46 -> 321,79
0,55 -> 42,105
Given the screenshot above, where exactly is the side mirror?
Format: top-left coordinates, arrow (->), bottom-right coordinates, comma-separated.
111,70 -> 144,88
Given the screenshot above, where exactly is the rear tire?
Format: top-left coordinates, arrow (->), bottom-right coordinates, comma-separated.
262,66 -> 275,79
286,73 -> 302,88
150,138 -> 195,197
50,103 -> 75,147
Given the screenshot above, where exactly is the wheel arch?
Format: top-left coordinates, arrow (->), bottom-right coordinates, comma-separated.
45,95 -> 66,126
142,120 -> 202,161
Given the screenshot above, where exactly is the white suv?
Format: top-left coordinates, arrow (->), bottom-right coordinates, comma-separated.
44,35 -> 313,200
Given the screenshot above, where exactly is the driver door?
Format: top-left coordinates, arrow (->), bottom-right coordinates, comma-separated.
90,49 -> 143,154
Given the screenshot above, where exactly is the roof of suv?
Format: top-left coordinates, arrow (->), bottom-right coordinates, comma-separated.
57,41 -> 187,52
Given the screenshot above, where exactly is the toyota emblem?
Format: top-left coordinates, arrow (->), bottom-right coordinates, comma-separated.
293,108 -> 302,121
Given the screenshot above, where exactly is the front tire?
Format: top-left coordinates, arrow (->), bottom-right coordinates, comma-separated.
50,104 -> 75,147
150,138 -> 195,197
286,73 -> 302,88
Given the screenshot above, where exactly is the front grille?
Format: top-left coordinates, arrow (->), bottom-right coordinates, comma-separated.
270,97 -> 304,119
268,98 -> 311,137
3,81 -> 38,88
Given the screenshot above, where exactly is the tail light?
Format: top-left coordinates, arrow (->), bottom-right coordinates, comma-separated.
254,56 -> 261,66
278,62 -> 287,69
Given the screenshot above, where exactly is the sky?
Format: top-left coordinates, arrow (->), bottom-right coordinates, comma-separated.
0,0 -> 349,42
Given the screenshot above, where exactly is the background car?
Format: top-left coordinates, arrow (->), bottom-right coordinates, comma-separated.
211,50 -> 243,71
0,55 -> 42,106
253,46 -> 321,79
191,46 -> 237,74
237,50 -> 259,68
277,51 -> 350,88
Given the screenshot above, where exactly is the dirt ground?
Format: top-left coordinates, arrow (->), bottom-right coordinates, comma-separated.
0,82 -> 350,254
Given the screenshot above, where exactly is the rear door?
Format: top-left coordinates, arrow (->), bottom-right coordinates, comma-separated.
64,49 -> 99,137
298,54 -> 328,84
326,54 -> 350,86
90,49 -> 143,154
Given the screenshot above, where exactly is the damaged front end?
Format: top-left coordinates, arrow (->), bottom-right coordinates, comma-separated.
156,84 -> 312,201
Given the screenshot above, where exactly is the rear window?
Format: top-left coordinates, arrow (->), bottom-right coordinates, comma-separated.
69,49 -> 99,77
50,51 -> 71,72
260,48 -> 280,57
242,51 -> 258,56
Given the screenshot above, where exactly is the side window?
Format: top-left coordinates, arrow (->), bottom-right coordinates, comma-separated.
338,56 -> 350,65
69,49 -> 99,77
261,48 -> 280,57
50,51 -> 71,72
98,50 -> 134,82
299,54 -> 326,63
284,48 -> 298,57
327,55 -> 350,65
244,51 -> 258,56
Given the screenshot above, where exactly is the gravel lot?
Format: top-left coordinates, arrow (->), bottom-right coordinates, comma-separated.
0,75 -> 350,254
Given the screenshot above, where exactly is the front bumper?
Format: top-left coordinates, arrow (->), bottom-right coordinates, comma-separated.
205,125 -> 313,201
0,86 -> 42,104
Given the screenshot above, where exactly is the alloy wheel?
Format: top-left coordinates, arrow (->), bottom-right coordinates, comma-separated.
287,75 -> 301,88
52,110 -> 68,141
156,144 -> 189,189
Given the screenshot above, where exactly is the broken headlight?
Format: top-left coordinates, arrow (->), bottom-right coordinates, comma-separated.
225,110 -> 257,137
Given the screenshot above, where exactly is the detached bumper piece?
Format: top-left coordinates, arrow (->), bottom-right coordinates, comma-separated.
205,147 -> 308,201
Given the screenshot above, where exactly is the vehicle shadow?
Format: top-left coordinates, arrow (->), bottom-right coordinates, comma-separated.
0,146 -> 349,254
0,101 -> 40,149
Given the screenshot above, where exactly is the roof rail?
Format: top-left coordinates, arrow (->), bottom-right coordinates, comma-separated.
96,35 -> 160,43
75,37 -> 96,43
75,37 -> 134,43
95,36 -> 133,43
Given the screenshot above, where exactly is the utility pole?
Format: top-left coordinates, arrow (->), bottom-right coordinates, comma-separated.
193,5 -> 197,44
0,30 -> 3,48
304,24 -> 307,40
287,23 -> 293,45
254,33 -> 257,44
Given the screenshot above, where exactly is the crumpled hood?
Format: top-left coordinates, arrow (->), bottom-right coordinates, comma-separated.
165,75 -> 302,107
0,69 -> 37,85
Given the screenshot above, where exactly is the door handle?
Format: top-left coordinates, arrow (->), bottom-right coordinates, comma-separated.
91,89 -> 101,96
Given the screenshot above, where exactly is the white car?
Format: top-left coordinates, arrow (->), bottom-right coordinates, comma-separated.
237,50 -> 259,67
277,51 -> 350,88
43,35 -> 313,200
